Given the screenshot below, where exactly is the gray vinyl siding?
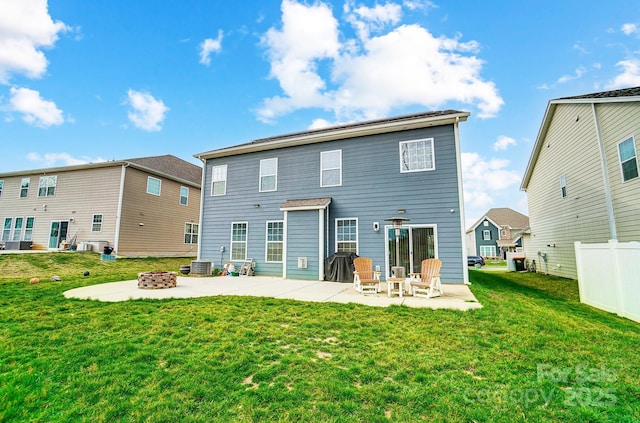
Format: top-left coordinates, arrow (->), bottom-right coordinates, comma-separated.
597,102 -> 640,242
200,124 -> 466,282
525,103 -> 611,279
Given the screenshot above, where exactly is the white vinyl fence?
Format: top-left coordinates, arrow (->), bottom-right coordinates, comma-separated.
575,240 -> 640,323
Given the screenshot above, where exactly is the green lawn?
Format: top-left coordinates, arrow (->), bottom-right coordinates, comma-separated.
1,253 -> 638,422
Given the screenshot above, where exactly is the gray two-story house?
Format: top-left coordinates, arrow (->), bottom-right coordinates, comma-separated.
195,110 -> 470,283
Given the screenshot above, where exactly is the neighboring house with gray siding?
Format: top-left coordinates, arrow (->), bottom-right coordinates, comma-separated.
0,155 -> 201,257
521,86 -> 640,279
466,208 -> 529,259
195,110 -> 470,283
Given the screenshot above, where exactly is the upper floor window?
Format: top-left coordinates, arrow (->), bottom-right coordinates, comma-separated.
336,218 -> 358,253
265,221 -> 284,262
560,174 -> 567,198
92,214 -> 103,232
211,165 -> 227,196
321,150 -> 342,187
618,136 -> 639,182
184,222 -> 199,244
483,221 -> 489,227
482,230 -> 491,241
259,158 -> 278,192
180,186 -> 189,205
0,180 -> 3,198
500,229 -> 507,237
231,222 -> 247,261
400,138 -> 435,173
147,176 -> 161,196
38,175 -> 57,197
20,178 -> 30,198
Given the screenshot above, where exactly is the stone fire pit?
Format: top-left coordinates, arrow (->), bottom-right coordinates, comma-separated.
138,271 -> 177,289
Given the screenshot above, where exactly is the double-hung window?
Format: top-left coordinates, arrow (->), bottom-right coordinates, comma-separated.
321,150 -> 342,187
260,158 -> 278,192
184,223 -> 199,244
38,176 -> 57,197
480,245 -> 496,257
92,214 -> 103,232
618,136 -> 639,182
212,165 -> 227,196
12,217 -> 23,241
231,222 -> 247,261
147,176 -> 161,196
482,230 -> 491,241
0,180 -> 3,198
265,221 -> 284,262
180,186 -> 189,205
24,217 -> 34,241
400,138 -> 435,172
2,218 -> 11,241
336,218 -> 358,253
20,178 -> 30,198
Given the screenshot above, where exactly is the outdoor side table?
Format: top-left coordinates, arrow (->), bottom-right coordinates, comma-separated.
387,277 -> 405,298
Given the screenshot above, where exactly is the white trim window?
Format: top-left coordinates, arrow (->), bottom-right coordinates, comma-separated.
321,150 -> 342,187
184,222 -> 199,244
480,245 -> 496,257
146,176 -> 161,196
20,178 -> 30,198
400,138 -> 435,173
2,217 -> 11,241
259,158 -> 278,192
211,165 -> 227,196
180,186 -> 189,206
24,217 -> 34,241
92,214 -> 103,232
336,218 -> 358,253
560,174 -> 567,198
482,230 -> 492,241
11,217 -> 23,241
38,175 -> 57,197
0,180 -> 3,198
265,221 -> 284,262
231,222 -> 248,261
618,136 -> 639,182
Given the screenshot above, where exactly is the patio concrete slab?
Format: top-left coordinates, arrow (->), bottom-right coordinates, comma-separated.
63,276 -> 482,310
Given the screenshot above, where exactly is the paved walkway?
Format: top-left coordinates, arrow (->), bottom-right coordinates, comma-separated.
64,276 -> 482,310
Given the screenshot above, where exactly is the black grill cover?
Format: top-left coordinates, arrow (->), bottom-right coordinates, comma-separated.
324,252 -> 358,282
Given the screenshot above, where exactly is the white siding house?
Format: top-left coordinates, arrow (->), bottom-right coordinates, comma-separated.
521,87 -> 640,279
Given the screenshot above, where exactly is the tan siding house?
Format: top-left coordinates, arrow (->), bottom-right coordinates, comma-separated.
0,155 -> 201,257
521,87 -> 640,279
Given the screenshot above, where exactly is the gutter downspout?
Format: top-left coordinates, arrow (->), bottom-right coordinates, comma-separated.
591,103 -> 618,240
114,163 -> 129,253
196,157 -> 206,260
453,116 -> 471,285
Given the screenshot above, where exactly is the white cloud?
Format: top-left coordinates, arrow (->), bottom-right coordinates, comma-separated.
557,66 -> 585,84
258,0 -> 503,123
403,0 -> 437,11
9,86 -> 63,127
492,135 -> 516,151
607,59 -> 640,89
0,0 -> 69,84
621,23 -> 638,35
461,151 -> 521,209
26,152 -> 106,167
345,1 -> 402,40
125,89 -> 169,131
199,30 -> 223,66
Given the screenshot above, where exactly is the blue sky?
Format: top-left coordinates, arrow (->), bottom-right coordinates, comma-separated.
1,0 -> 639,227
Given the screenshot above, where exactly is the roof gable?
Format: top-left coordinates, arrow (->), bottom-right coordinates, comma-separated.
467,207 -> 529,232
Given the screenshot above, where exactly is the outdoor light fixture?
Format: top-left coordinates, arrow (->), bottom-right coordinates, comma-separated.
384,216 -> 410,275
253,204 -> 260,208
